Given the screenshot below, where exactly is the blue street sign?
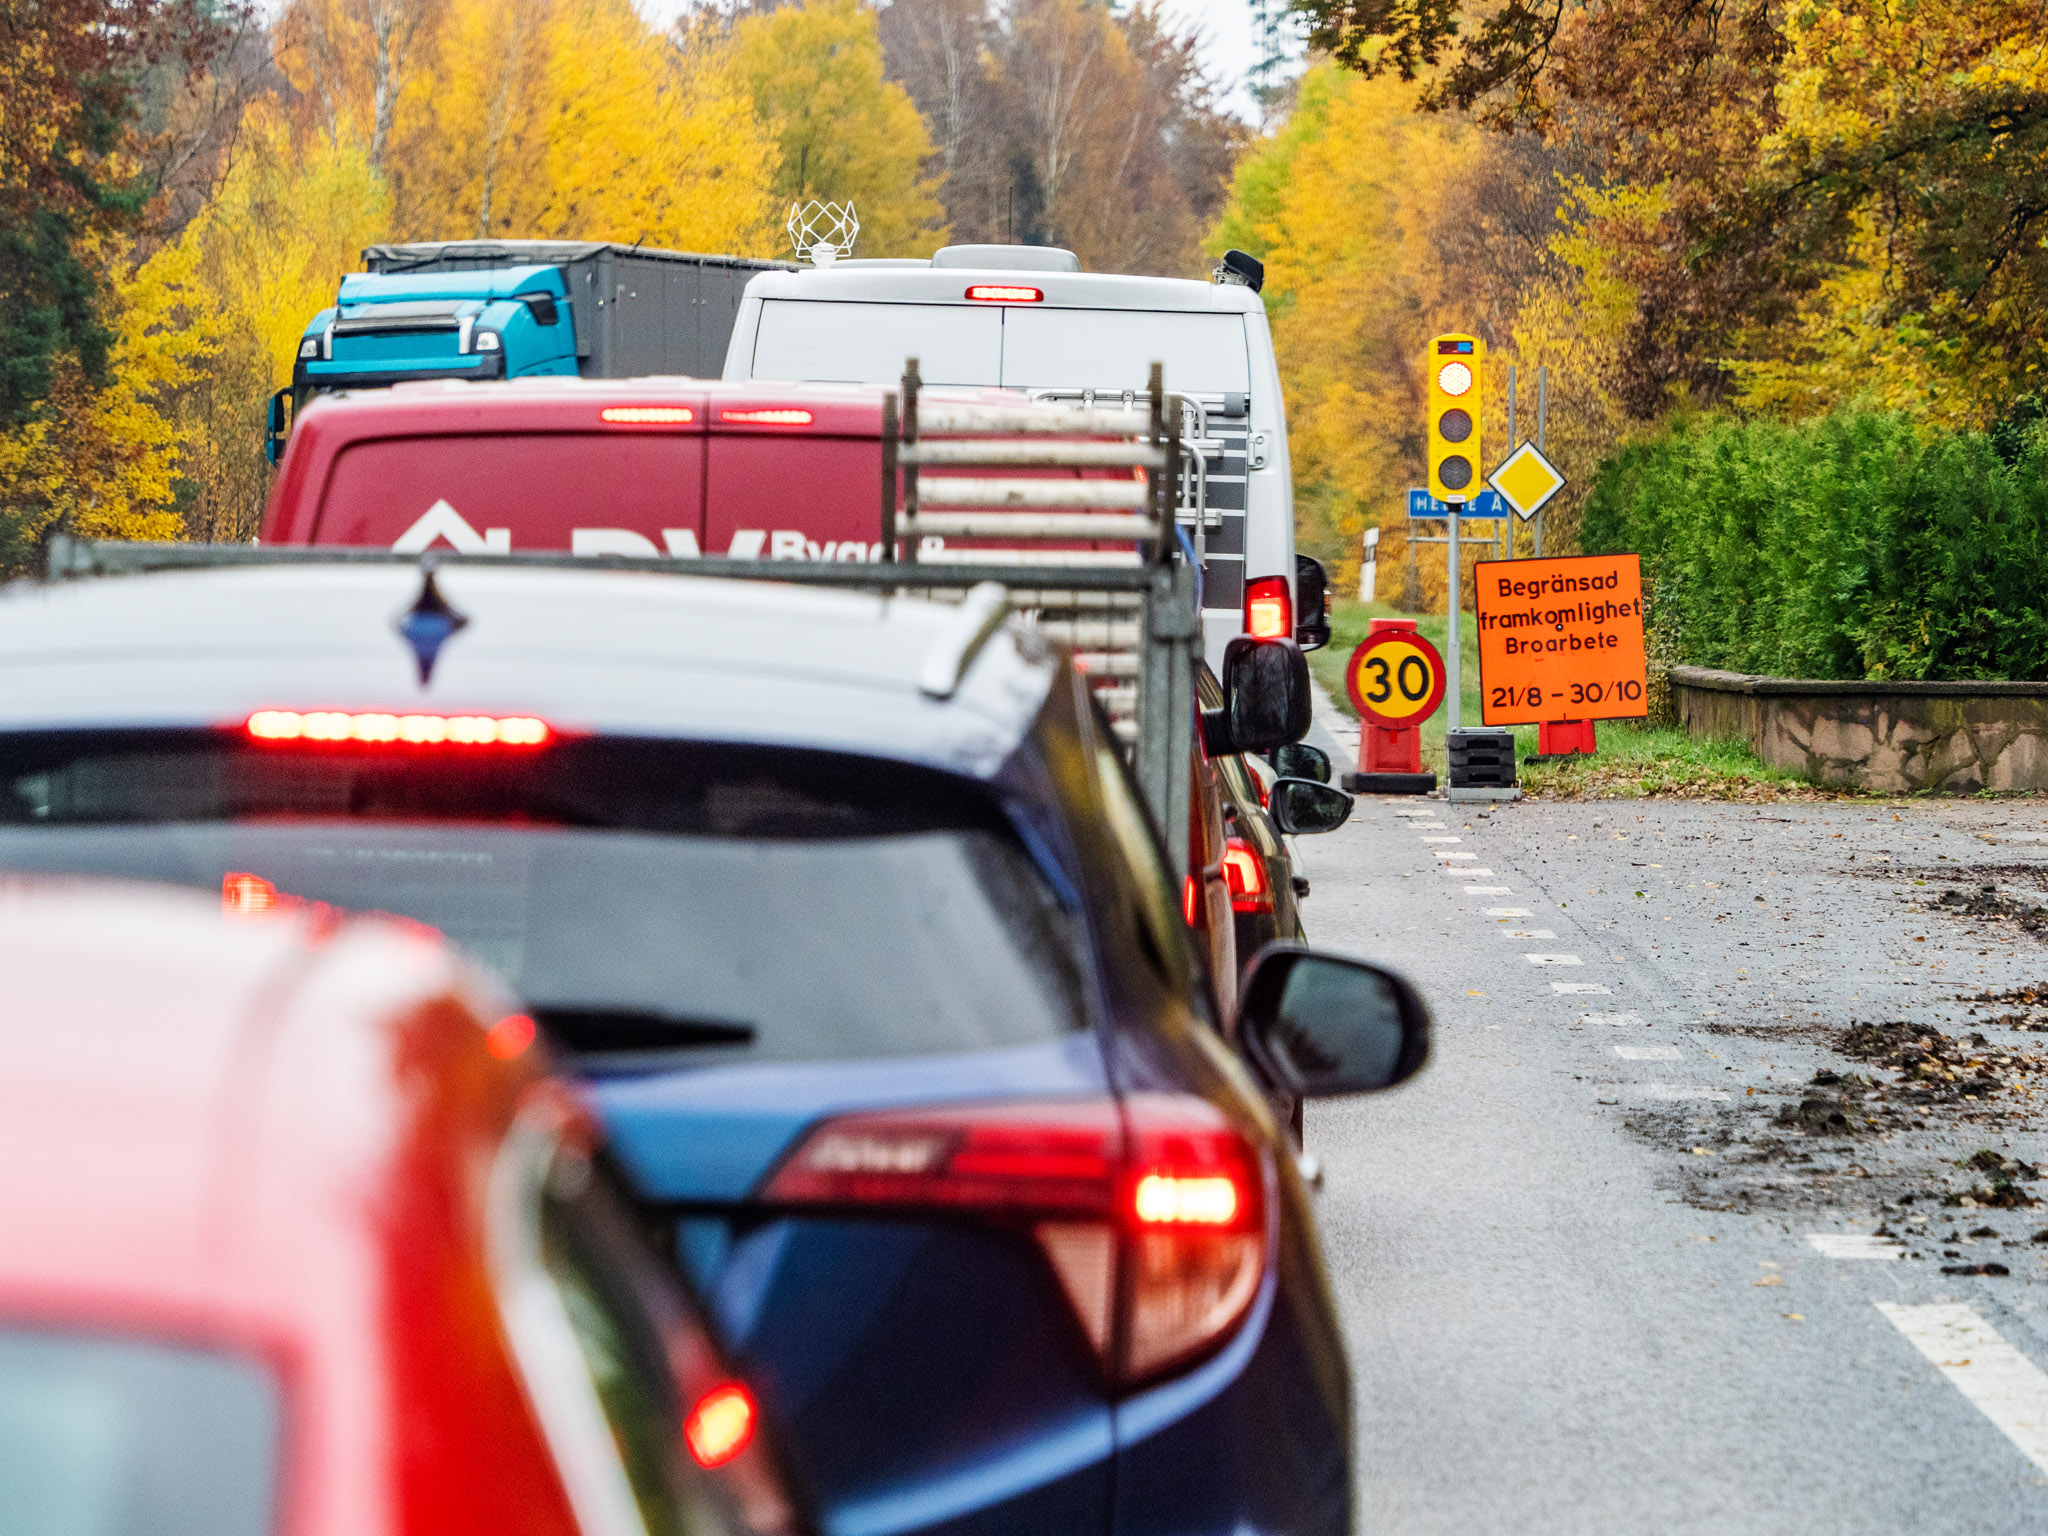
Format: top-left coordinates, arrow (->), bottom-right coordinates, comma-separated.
1408,488 -> 1504,519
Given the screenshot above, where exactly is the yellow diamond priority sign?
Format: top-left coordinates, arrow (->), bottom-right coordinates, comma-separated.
1487,440 -> 1566,522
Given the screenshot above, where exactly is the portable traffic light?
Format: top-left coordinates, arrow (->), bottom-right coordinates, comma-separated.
1426,335 -> 1483,504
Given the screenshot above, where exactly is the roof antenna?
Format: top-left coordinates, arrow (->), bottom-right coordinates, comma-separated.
787,200 -> 859,266
396,555 -> 470,686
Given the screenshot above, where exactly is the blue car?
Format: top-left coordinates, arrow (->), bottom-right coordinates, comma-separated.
0,558 -> 1428,1536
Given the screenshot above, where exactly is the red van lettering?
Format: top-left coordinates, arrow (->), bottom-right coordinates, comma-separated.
391,500 -> 510,555
571,529 -> 661,557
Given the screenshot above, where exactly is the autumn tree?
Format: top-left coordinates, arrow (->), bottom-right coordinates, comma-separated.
0,0 -> 227,430
879,0 -> 1240,273
725,0 -> 945,257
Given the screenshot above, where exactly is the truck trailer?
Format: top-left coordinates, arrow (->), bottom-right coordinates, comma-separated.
268,240 -> 792,460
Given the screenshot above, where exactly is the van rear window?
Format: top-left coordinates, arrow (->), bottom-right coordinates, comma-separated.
753,300 -> 1000,386
1000,310 -> 1250,395
748,301 -> 1251,396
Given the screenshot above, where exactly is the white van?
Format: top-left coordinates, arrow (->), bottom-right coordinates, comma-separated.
722,244 -> 1300,666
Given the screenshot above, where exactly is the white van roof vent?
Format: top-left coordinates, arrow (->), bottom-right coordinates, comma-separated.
930,244 -> 1081,274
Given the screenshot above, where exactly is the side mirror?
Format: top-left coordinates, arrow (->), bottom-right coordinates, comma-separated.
1237,945 -> 1429,1098
1215,636 -> 1310,754
1273,742 -> 1331,784
1294,555 -> 1330,651
1269,777 -> 1352,835
264,388 -> 294,466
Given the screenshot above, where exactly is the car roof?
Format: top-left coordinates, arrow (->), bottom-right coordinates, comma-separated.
0,564 -> 1056,779
741,265 -> 1266,315
0,876 -> 516,1330
285,374 -> 1030,444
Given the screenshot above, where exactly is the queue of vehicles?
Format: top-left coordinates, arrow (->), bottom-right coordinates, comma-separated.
1,237 -> 1429,1536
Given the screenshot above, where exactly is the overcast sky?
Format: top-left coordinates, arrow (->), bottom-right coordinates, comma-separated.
634,0 -> 1298,122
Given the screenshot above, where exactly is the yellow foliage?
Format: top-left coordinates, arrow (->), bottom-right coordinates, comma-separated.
165,102 -> 391,540
1733,0 -> 2048,428
0,233 -> 220,560
727,0 -> 946,257
372,0 -> 781,255
1209,65 -> 1501,605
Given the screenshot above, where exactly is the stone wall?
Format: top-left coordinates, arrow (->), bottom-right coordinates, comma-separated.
1669,666 -> 2048,793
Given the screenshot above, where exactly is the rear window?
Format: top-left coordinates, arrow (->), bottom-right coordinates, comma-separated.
1000,310 -> 1250,395
747,300 -> 1250,395
752,300 -> 1000,386
311,432 -> 700,547
0,1327 -> 278,1536
0,736 -> 1087,1068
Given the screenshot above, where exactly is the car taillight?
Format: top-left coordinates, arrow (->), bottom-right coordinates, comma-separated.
684,1383 -> 757,1469
965,284 -> 1042,302
1244,576 -> 1291,641
245,710 -> 550,746
1220,837 -> 1271,913
1183,874 -> 1200,926
718,408 -> 813,425
760,1093 -> 1264,1386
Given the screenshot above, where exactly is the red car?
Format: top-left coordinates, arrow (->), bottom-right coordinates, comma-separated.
0,876 -> 804,1536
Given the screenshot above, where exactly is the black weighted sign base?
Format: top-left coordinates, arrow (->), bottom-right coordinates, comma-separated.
1341,771 -> 1437,795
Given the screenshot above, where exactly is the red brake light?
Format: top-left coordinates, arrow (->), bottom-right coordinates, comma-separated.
1182,874 -> 1200,926
761,1093 -> 1264,1385
486,1013 -> 537,1060
684,1383 -> 757,1469
965,285 -> 1042,302
1244,576 -> 1291,641
600,406 -> 693,424
718,408 -> 813,425
1220,837 -> 1271,913
222,872 -> 280,918
245,711 -> 550,746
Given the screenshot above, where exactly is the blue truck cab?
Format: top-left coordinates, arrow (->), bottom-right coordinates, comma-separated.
268,239 -> 792,461
292,264 -> 577,394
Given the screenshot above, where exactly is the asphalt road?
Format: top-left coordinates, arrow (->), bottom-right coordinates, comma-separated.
1297,715 -> 2048,1532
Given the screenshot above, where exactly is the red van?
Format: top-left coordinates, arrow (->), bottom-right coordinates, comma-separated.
0,876 -> 805,1536
260,376 -> 1126,566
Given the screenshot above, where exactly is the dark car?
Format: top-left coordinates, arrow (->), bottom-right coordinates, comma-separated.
0,559 -> 1426,1536
1194,661 -> 1348,972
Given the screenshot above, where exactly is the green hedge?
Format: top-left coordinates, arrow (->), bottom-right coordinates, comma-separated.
1580,411 -> 2048,681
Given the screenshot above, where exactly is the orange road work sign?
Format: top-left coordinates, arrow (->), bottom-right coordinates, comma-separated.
1473,553 -> 1648,725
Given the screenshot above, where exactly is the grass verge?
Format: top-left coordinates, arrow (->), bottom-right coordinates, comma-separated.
1308,597 -> 1853,800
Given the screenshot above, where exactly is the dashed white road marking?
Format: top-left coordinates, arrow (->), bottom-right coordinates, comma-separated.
1877,1303 -> 2048,1476
1391,809 -> 1437,818
1445,867 -> 1494,876
1419,836 -> 1462,844
1645,1085 -> 1730,1102
1483,907 -> 1532,916
1579,1010 -> 1644,1025
1501,929 -> 1556,939
1465,886 -> 1512,895
1409,821 -> 1447,829
1615,1045 -> 1680,1061
1808,1234 -> 1903,1260
1525,953 -> 1583,966
1435,852 -> 1477,861
1553,982 -> 1610,995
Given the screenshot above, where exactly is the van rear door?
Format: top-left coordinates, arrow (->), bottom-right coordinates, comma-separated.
304,407 -> 709,557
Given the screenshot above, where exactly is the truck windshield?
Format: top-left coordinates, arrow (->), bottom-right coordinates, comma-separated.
749,301 -> 1250,394
0,1326 -> 278,1536
0,735 -> 1088,1067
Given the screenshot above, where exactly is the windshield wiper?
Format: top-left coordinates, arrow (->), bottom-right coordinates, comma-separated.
530,1007 -> 755,1054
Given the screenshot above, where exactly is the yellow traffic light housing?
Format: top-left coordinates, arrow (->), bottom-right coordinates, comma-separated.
1427,334 -> 1482,504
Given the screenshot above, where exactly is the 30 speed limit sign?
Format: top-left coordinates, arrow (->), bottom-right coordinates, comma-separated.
1345,629 -> 1446,727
